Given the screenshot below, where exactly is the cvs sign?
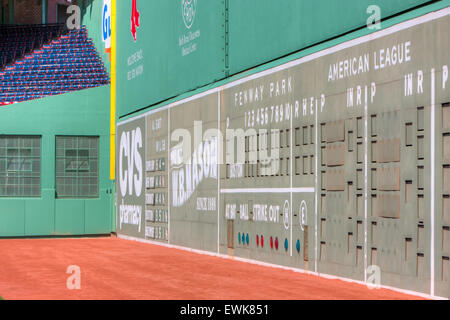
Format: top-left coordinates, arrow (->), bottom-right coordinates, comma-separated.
119,127 -> 143,197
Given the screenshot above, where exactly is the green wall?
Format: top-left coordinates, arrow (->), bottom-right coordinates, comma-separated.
228,0 -> 434,74
119,0 -> 450,125
0,86 -> 113,237
116,0 -> 440,118
0,0 -> 113,237
116,0 -> 226,118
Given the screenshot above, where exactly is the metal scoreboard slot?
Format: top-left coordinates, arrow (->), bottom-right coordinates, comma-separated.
146,210 -> 154,222
146,160 -> 155,172
145,193 -> 154,206
145,226 -> 155,239
146,176 -> 155,189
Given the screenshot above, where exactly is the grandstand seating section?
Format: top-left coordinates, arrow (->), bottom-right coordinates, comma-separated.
0,24 -> 110,106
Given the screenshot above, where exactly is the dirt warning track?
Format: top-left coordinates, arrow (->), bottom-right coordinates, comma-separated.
0,237 -> 426,300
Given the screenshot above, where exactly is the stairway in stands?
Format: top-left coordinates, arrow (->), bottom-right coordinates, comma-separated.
0,25 -> 110,106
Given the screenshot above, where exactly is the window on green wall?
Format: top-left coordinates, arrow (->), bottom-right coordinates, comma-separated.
55,136 -> 99,199
0,136 -> 41,197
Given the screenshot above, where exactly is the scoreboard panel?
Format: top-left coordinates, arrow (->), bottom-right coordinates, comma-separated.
169,94 -> 220,253
145,110 -> 169,242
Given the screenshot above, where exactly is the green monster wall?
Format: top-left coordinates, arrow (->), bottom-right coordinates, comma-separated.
116,0 -> 437,118
117,3 -> 450,298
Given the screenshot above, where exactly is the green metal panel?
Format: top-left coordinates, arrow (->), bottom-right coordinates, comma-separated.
24,190 -> 55,236
55,200 -> 85,235
0,200 -> 24,237
0,86 -> 113,237
116,0 -> 226,117
228,0 -> 435,75
111,183 -> 116,232
85,193 -> 111,234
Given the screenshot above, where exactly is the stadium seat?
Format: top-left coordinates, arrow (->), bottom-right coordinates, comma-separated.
0,25 -> 110,106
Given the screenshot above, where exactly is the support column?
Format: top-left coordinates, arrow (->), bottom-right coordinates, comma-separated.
42,0 -> 48,24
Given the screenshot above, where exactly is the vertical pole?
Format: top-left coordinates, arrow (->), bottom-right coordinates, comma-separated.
314,99 -> 319,273
110,0 -> 116,181
430,68 -> 435,297
168,107 -> 171,244
364,86 -> 368,282
110,0 -> 117,234
42,0 -> 47,24
217,91 -> 221,254
290,107 -> 293,257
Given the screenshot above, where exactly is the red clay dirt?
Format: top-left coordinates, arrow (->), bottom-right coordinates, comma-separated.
0,237 -> 425,300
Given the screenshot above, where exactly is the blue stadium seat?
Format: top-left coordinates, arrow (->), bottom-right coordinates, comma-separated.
0,25 -> 110,105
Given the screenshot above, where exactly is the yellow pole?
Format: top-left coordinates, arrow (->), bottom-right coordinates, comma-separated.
110,0 -> 117,181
